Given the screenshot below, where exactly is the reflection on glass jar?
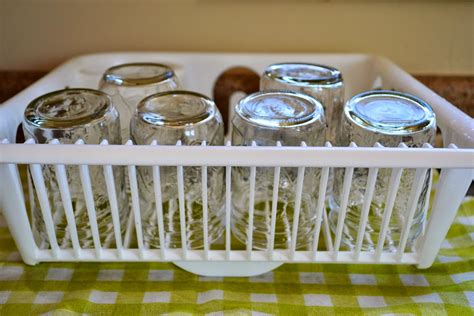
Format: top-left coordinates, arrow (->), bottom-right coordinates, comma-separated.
231,90 -> 326,250
99,62 -> 180,141
260,63 -> 344,143
23,88 -> 128,249
329,90 -> 436,252
130,91 -> 225,249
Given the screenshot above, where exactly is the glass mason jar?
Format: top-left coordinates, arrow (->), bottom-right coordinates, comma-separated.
260,63 -> 344,144
22,88 -> 128,249
329,90 -> 436,252
231,90 -> 326,250
130,90 -> 225,249
99,62 -> 181,142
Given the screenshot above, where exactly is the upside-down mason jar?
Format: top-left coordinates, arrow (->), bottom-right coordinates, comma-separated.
231,90 -> 326,250
99,62 -> 180,141
130,90 -> 225,249
329,90 -> 436,252
260,62 -> 344,144
23,88 -> 128,249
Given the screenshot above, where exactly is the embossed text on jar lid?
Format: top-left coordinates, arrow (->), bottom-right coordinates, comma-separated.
24,88 -> 112,129
264,63 -> 342,86
137,90 -> 217,127
345,90 -> 436,135
235,90 -> 324,128
103,62 -> 175,86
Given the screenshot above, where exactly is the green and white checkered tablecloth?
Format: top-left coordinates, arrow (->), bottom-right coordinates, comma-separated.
0,198 -> 472,315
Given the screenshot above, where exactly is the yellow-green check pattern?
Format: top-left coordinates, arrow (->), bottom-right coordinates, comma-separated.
0,198 -> 472,315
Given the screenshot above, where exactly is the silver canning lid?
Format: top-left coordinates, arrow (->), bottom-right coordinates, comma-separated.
235,90 -> 324,128
103,62 -> 175,86
24,88 -> 112,129
263,62 -> 342,86
137,90 -> 217,127
345,90 -> 436,135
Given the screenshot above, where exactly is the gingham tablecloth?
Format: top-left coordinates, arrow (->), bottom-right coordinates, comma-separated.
0,198 -> 472,315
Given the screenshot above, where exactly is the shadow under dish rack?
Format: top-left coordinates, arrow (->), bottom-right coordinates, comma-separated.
0,52 -> 473,277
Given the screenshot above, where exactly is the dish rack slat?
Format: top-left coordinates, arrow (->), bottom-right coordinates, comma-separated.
375,166 -> 403,260
354,162 -> 379,260
224,142 -> 232,261
0,53 -> 472,277
311,150 -> 332,259
78,161 -> 103,257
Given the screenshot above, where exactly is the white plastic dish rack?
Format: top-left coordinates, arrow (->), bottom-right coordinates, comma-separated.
0,52 -> 473,277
